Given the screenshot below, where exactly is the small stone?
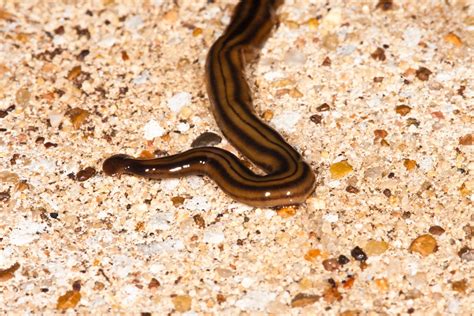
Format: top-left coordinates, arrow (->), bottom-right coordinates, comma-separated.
462,225 -> 473,239
371,47 -> 386,61
15,87 -> 31,106
374,129 -> 388,139
409,234 -> 437,256
458,246 -> 474,261
276,206 -> 296,218
304,249 -> 322,262
306,17 -> 319,30
428,225 -> 445,236
346,185 -> 359,194
172,295 -> 192,312
458,134 -> 472,146
415,67 -> 432,81
193,214 -> 205,228
444,32 -> 463,47
317,103 -> 330,112
76,167 -> 96,182
290,293 -> 320,308
143,119 -> 165,140
374,278 -> 390,292
0,262 -> 20,282
56,290 -> 81,310
406,118 -> 420,127
0,191 -> 10,202
0,105 -> 15,118
310,114 -> 322,124
171,196 -> 185,206
168,92 -> 191,113
322,258 -> 340,271
262,109 -> 274,121
322,56 -> 331,66
191,132 -> 222,148
373,76 -> 384,83
66,107 -> 90,129
350,246 -> 368,262
376,0 -> 393,10
364,240 -> 389,256
148,278 -> 160,289
323,286 -> 342,303
329,160 -> 353,179
382,189 -> 391,197
395,105 -> 412,116
451,279 -> 467,294
337,255 -> 350,265
403,159 -> 417,171
322,33 -> 339,51
67,66 -> 82,81
192,27 -> 203,36
216,294 -> 226,304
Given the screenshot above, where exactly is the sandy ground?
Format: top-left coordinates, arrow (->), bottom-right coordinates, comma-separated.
0,0 -> 473,314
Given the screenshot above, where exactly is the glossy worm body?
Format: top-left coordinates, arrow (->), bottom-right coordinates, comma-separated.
103,0 -> 316,207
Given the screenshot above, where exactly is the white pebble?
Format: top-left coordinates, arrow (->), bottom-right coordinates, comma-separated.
203,231 -> 225,244
271,111 -> 300,133
143,119 -> 165,140
161,178 -> 180,191
98,36 -> 116,48
323,213 -> 339,223
184,196 -> 210,211
419,156 -> 434,171
235,291 -> 277,311
263,71 -> 284,81
125,15 -> 144,31
168,92 -> 191,113
177,122 -> 190,133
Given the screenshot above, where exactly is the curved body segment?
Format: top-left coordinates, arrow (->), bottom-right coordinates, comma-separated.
103,0 -> 316,207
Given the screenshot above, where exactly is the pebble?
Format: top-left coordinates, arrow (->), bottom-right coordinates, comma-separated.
276,206 -> 296,218
428,225 -> 445,236
364,240 -> 389,256
0,190 -> 10,202
290,293 -> 320,308
338,255 -> 350,265
458,246 -> 474,261
409,234 -> 437,256
203,231 -> 225,244
168,92 -> 191,113
191,132 -> 222,148
451,279 -> 467,294
66,107 -> 90,129
15,87 -> 31,106
271,111 -> 301,133
329,161 -> 353,180
76,167 -> 96,182
56,290 -> 81,310
403,159 -> 417,171
184,196 -> 210,211
351,246 -> 368,262
193,214 -> 205,228
235,291 -> 276,311
0,262 -> 20,282
143,119 -> 165,140
172,295 -> 192,312
148,278 -> 160,289
322,258 -> 340,271
415,67 -> 432,81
